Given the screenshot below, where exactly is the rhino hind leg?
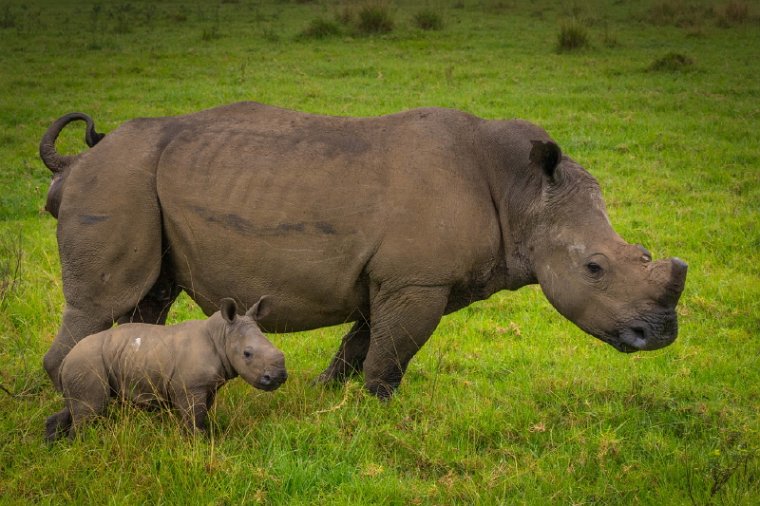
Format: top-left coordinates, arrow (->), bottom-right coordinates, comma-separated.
363,285 -> 449,399
47,145 -> 164,390
45,408 -> 72,443
66,373 -> 111,439
316,319 -> 371,385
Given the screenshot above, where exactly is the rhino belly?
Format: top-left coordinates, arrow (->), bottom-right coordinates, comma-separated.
163,217 -> 374,331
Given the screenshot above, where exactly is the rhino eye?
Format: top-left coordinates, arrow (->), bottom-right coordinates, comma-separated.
243,350 -> 253,359
585,262 -> 603,277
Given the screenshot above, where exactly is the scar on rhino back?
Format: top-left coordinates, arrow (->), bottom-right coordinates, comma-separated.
79,214 -> 110,225
189,205 -> 337,236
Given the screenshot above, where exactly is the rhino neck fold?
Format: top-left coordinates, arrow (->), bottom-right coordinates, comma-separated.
480,129 -> 543,291
494,203 -> 539,291
208,317 -> 237,381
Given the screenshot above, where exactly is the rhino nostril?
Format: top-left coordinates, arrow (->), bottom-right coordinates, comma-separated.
619,325 -> 649,350
260,374 -> 272,385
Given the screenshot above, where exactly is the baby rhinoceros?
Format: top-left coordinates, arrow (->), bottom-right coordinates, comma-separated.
45,297 -> 286,442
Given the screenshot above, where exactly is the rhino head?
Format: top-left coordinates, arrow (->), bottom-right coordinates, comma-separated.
219,297 -> 288,390
521,140 -> 687,352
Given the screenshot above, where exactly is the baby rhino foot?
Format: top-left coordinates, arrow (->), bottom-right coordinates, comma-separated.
45,409 -> 72,443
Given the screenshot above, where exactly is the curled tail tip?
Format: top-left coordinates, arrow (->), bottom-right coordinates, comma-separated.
40,112 -> 105,173
86,129 -> 106,148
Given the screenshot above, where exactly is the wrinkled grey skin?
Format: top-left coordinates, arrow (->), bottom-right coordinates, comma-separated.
45,297 -> 286,441
40,102 -> 687,399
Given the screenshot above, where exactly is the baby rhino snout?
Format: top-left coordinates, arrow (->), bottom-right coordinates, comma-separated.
257,368 -> 288,391
252,349 -> 287,391
257,367 -> 288,390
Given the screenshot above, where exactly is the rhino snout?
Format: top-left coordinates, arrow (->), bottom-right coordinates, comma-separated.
613,257 -> 686,353
615,310 -> 679,353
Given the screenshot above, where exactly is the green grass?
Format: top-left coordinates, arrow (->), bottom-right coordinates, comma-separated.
413,9 -> 444,31
1,0 -> 759,503
298,17 -> 343,40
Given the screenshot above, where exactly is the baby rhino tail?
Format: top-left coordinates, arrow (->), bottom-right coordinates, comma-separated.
45,408 -> 72,443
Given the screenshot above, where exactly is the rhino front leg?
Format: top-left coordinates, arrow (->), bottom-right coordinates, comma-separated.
363,285 -> 449,399
316,319 -> 371,385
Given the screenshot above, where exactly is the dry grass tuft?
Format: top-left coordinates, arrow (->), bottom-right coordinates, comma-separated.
556,19 -> 590,52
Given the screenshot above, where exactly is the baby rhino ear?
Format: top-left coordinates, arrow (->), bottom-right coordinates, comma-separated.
246,296 -> 272,322
219,298 -> 238,324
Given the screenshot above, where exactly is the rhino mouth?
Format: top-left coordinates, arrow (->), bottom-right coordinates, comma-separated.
617,326 -> 649,353
607,312 -> 679,353
595,331 -> 639,353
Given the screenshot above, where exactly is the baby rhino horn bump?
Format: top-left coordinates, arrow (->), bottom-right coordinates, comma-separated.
219,298 -> 238,323
245,295 -> 273,322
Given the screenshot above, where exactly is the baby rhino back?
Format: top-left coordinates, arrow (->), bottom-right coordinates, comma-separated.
101,321 -> 214,407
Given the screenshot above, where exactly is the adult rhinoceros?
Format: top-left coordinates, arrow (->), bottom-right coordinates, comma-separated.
40,102 -> 687,398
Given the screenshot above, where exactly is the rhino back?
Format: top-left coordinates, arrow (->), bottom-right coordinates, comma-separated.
155,103 -> 502,329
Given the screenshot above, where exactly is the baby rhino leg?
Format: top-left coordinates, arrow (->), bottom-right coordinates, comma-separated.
61,357 -> 111,439
45,408 -> 72,443
172,386 -> 212,435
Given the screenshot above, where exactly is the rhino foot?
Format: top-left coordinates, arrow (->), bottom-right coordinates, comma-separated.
316,320 -> 371,385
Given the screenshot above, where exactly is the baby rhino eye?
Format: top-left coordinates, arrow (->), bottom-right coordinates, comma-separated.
243,350 -> 253,359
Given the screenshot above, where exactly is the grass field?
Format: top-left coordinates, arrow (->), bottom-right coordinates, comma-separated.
1,0 -> 759,503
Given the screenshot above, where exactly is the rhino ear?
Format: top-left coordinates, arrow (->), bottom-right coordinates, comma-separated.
219,298 -> 238,324
246,295 -> 272,322
529,140 -> 562,181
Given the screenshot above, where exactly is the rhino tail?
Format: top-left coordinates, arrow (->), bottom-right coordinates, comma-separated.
39,112 -> 105,174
